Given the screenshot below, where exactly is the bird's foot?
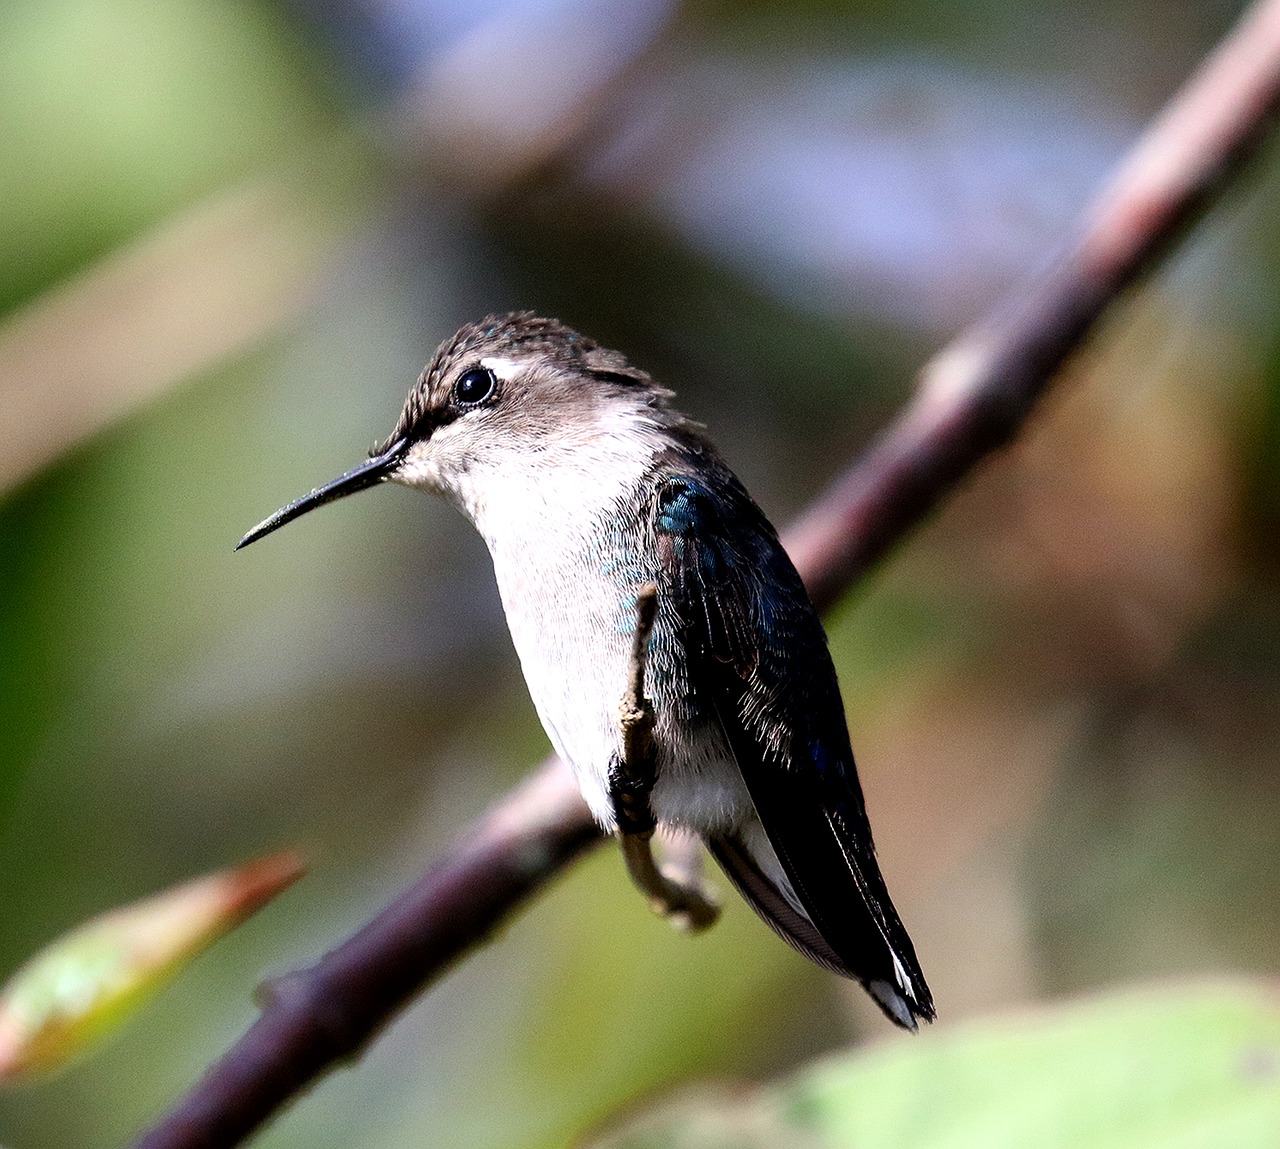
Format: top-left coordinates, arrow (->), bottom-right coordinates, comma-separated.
618,830 -> 720,933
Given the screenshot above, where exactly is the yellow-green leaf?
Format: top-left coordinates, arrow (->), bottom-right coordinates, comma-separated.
0,850 -> 304,1082
590,981 -> 1280,1149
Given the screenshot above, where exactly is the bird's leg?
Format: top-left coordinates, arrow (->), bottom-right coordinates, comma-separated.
612,584 -> 720,933
652,825 -> 713,901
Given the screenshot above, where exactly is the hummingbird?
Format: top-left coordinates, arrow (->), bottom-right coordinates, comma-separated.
238,312 -> 933,1030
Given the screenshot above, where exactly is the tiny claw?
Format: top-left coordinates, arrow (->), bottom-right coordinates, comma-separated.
653,877 -> 721,934
620,834 -> 720,934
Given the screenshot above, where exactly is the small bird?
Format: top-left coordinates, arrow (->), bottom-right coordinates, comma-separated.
239,313 -> 933,1030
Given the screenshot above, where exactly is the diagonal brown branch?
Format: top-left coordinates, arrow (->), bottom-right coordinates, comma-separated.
787,0 -> 1280,612
134,3 -> 1280,1145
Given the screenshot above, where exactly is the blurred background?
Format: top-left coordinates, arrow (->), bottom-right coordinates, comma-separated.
2,0 -> 1279,1144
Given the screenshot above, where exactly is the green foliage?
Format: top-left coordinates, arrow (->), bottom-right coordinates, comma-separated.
0,0 -> 334,312
0,854 -> 301,1082
592,982 -> 1280,1148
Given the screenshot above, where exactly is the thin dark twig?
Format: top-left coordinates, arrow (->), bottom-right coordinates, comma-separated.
135,3 -> 1280,1145
623,583 -> 661,746
786,0 -> 1280,611
610,582 -> 661,835
135,762 -> 600,1149
613,585 -> 721,931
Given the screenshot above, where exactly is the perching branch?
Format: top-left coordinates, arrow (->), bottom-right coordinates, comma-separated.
786,0 -> 1280,611
137,762 -> 599,1149
612,584 -> 721,931
135,3 -> 1280,1146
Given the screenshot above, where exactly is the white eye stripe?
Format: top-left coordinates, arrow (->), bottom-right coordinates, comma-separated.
479,356 -> 521,381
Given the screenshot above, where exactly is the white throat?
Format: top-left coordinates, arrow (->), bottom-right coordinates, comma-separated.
397,399 -> 666,558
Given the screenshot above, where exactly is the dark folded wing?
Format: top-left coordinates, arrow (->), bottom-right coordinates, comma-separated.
652,466 -> 934,1027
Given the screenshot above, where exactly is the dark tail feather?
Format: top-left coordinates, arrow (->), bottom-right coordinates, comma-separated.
708,831 -> 933,1031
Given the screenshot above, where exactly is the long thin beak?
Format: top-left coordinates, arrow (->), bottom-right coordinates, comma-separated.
236,438 -> 408,551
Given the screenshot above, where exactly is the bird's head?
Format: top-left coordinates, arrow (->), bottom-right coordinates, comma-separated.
237,312 -> 676,549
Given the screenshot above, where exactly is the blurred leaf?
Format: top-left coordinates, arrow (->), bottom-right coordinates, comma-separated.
0,0 -> 339,312
588,982 -> 1280,1148
0,168 -> 365,495
0,851 -> 303,1083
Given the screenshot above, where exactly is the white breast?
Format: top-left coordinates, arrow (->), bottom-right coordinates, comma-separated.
458,412 -> 660,823
401,402 -> 754,833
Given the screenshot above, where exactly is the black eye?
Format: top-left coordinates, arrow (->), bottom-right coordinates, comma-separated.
453,366 -> 497,407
